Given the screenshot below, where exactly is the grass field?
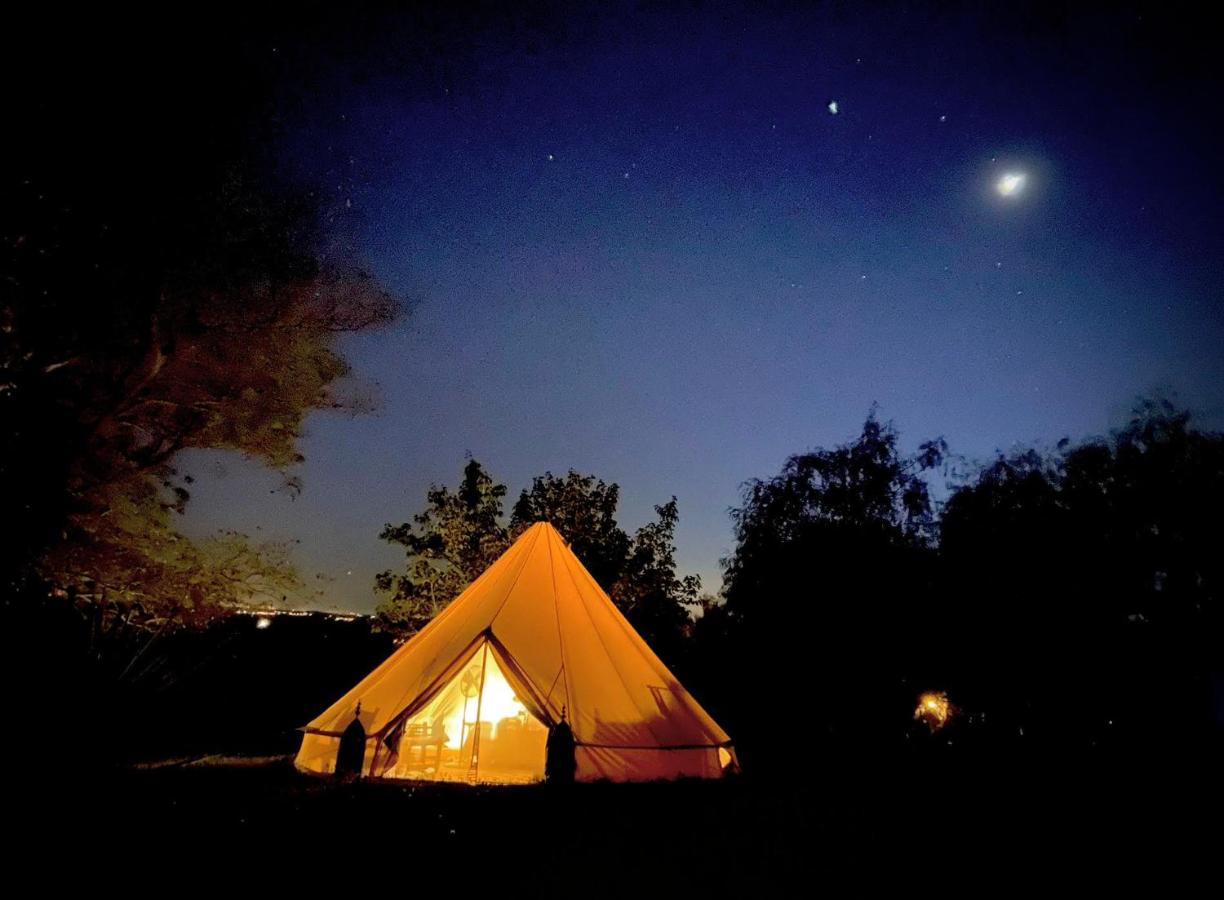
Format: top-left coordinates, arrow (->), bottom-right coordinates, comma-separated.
14,747 -> 1216,891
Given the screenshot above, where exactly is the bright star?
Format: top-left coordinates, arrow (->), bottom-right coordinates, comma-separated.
827,100 -> 839,115
997,172 -> 1026,197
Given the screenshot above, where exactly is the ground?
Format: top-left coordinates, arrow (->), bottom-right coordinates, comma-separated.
13,748 -> 1217,891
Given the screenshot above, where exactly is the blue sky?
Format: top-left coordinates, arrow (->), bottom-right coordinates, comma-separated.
179,3 -> 1224,612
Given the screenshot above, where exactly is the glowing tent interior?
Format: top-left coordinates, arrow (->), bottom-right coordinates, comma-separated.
296,521 -> 736,784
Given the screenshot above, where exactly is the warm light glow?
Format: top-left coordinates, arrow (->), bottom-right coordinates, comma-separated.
384,641 -> 548,784
996,172 -> 1026,197
915,691 -> 952,731
255,616 -> 272,629
440,649 -> 530,749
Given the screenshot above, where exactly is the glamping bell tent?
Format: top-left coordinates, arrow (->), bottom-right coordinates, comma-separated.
296,522 -> 736,783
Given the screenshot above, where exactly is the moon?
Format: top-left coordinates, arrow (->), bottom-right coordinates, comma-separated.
996,172 -> 1026,197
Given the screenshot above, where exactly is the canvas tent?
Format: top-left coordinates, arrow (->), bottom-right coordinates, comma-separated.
296,521 -> 736,783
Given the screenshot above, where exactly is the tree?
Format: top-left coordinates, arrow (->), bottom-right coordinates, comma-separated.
509,470 -> 632,590
0,6 -> 405,774
723,409 -> 945,623
2,170 -> 397,631
613,498 -> 702,665
375,460 -> 510,634
939,396 -> 1224,749
3,3 -> 401,635
714,410 -> 947,765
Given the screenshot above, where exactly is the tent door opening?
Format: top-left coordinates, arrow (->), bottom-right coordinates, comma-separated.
379,640 -> 550,785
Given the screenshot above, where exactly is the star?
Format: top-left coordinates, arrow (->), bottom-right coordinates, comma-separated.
827,100 -> 839,115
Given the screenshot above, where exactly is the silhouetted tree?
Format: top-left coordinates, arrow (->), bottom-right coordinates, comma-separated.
613,498 -> 702,666
3,169 -> 396,628
2,8 -> 399,632
713,410 -> 947,767
1,6 -> 401,770
939,397 -> 1223,750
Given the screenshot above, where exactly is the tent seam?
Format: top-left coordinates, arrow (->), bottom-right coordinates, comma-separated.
488,525 -> 544,629
546,528 -> 573,715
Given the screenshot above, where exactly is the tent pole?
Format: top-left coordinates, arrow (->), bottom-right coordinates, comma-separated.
470,642 -> 490,783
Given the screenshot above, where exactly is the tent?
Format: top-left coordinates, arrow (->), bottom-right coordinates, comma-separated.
296,521 -> 736,783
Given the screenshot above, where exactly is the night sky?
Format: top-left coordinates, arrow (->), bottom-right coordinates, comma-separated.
176,3 -> 1224,612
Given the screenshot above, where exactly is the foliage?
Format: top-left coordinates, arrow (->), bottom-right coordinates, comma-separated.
612,498 -> 702,662
0,7 -> 406,776
723,409 -> 946,627
938,396 -> 1224,746
1,170 -> 396,629
709,410 -> 947,765
41,477 -> 303,629
375,460 -> 510,633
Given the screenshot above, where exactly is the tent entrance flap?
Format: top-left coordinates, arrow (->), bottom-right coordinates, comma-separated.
377,640 -> 549,784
